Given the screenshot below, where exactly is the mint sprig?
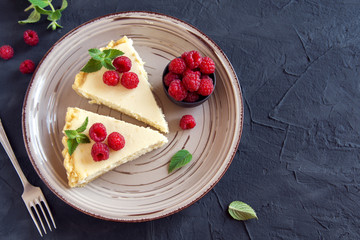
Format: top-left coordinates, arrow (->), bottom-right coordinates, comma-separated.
19,0 -> 68,30
65,117 -> 90,156
228,201 -> 258,221
81,48 -> 124,73
168,149 -> 192,173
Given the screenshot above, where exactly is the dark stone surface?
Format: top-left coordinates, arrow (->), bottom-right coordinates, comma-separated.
1,0 -> 360,239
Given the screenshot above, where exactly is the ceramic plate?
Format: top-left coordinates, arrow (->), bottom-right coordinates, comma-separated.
22,11 -> 243,222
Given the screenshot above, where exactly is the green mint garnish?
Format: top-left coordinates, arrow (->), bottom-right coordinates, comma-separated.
168,149 -> 192,173
228,201 -> 258,221
19,0 -> 68,30
65,117 -> 90,156
81,48 -> 124,73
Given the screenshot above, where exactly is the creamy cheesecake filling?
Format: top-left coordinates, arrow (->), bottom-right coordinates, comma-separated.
62,107 -> 168,188
73,36 -> 169,133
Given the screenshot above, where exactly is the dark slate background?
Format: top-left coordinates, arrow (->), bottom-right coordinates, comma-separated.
1,0 -> 360,239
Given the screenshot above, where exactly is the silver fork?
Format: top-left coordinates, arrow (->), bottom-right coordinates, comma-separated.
0,119 -> 56,237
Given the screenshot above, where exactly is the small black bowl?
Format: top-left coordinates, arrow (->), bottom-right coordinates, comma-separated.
162,62 -> 216,108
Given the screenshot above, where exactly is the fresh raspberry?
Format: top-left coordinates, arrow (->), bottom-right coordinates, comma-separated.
184,92 -> 200,103
182,68 -> 201,78
197,76 -> 214,96
182,72 -> 201,92
199,57 -> 215,74
184,50 -> 202,69
0,45 -> 14,60
164,72 -> 180,87
19,60 -> 35,74
23,30 -> 39,46
107,132 -> 125,151
103,70 -> 120,86
91,142 -> 110,161
180,115 -> 196,130
168,58 -> 186,74
89,123 -> 107,142
168,79 -> 188,101
113,56 -> 131,73
121,72 -> 139,89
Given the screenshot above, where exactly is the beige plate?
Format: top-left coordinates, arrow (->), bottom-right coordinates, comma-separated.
22,11 -> 244,222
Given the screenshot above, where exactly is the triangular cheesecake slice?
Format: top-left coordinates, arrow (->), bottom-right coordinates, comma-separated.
62,107 -> 168,188
73,36 -> 169,133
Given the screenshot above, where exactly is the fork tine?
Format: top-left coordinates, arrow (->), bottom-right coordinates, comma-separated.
31,201 -> 47,235
25,203 -> 43,237
40,196 -> 57,229
38,199 -> 52,231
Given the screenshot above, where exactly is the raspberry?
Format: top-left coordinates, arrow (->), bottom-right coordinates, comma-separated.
0,45 -> 14,60
91,142 -> 110,161
181,51 -> 189,60
164,72 -> 180,87
89,123 -> 107,142
197,76 -> 214,96
23,30 -> 39,46
168,58 -> 186,74
184,50 -> 202,69
168,79 -> 188,101
103,70 -> 120,86
113,56 -> 131,73
184,92 -> 200,103
182,68 -> 201,78
107,132 -> 125,151
180,115 -> 196,130
182,72 -> 201,92
199,57 -> 215,74
19,60 -> 35,74
121,72 -> 139,89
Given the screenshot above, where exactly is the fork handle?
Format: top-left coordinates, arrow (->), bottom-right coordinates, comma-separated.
0,119 -> 29,188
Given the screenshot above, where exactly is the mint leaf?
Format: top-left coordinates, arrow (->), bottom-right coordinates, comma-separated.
76,117 -> 88,133
101,58 -> 116,70
47,10 -> 62,21
67,138 -> 79,156
76,134 -> 90,144
103,49 -> 124,60
65,130 -> 78,139
228,201 -> 258,221
88,49 -> 105,61
28,0 -> 49,8
60,0 -> 68,12
168,149 -> 192,173
81,58 -> 103,73
34,6 -> 52,15
18,10 -> 41,24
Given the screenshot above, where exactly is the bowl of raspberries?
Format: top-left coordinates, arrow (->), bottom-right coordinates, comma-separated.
163,50 -> 216,107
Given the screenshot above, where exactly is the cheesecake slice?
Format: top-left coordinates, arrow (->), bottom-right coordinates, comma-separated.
73,36 -> 169,133
62,107 -> 168,188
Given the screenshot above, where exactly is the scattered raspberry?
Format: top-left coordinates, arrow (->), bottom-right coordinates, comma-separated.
103,70 -> 120,86
184,92 -> 200,103
91,142 -> 110,161
168,58 -> 186,74
107,132 -> 125,151
168,79 -> 188,101
180,115 -> 196,130
197,76 -> 214,96
23,30 -> 39,46
182,68 -> 201,78
199,56 -> 215,74
164,72 -> 180,87
182,72 -> 201,92
113,56 -> 132,73
89,123 -> 107,142
19,60 -> 35,74
184,50 -> 202,69
0,45 -> 14,60
121,72 -> 139,89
